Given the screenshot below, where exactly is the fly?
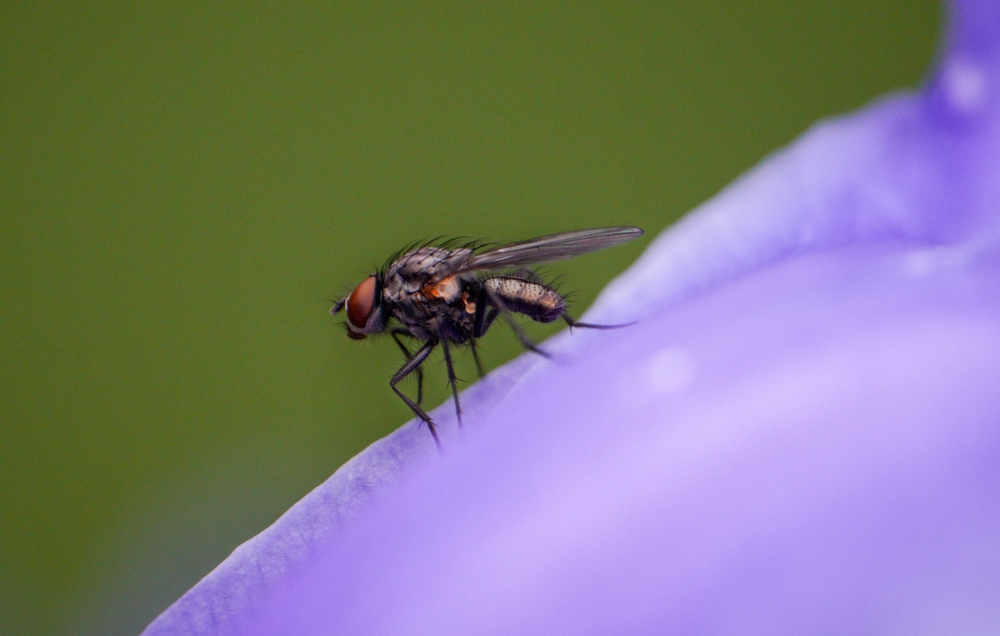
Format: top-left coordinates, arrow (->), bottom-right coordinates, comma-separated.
331,226 -> 643,447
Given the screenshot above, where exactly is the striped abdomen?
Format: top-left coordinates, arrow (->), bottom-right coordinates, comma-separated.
483,276 -> 564,323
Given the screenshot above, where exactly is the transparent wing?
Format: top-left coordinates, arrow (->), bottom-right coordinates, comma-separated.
456,226 -> 643,273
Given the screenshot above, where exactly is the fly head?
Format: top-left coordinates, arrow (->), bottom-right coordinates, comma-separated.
331,274 -> 388,339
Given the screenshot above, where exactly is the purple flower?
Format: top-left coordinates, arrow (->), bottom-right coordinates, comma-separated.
144,1 -> 1000,634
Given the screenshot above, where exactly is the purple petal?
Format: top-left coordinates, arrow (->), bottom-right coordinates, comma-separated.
144,1 -> 1000,634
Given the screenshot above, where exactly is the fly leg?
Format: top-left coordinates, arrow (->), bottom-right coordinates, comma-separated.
472,294 -> 500,339
476,286 -> 550,358
390,329 -> 423,405
561,313 -> 637,330
440,338 -> 463,427
390,339 -> 440,448
468,337 -> 485,379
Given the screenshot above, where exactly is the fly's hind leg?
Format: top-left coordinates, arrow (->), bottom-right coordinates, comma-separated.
472,292 -> 500,338
390,339 -> 440,448
561,313 -> 637,330
390,329 -> 423,405
476,286 -> 551,358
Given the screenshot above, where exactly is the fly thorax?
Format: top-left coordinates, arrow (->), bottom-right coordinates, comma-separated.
421,275 -> 462,302
384,247 -> 473,302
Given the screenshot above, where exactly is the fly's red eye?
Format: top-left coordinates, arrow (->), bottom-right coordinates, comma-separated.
346,276 -> 377,331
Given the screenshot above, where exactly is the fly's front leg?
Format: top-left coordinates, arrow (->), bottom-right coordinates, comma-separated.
390,329 -> 423,405
440,338 -> 463,427
389,339 -> 440,448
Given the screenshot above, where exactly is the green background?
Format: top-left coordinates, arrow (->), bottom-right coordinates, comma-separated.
1,2 -> 939,634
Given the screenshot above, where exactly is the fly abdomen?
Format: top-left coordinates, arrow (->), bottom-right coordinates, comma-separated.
483,276 -> 565,323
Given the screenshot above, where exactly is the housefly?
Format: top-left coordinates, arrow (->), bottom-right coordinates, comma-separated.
331,226 -> 643,447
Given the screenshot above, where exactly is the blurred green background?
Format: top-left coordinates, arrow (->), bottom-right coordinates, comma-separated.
1,2 -> 939,634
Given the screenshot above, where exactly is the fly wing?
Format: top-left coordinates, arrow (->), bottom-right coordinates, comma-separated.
457,226 -> 643,273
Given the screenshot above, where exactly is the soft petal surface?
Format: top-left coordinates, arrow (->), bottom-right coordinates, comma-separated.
144,1 -> 1000,634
